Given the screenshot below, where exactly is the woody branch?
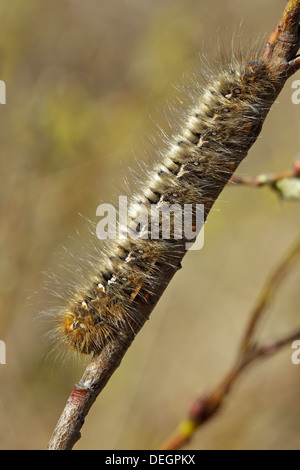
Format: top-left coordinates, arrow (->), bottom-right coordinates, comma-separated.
159,235 -> 300,450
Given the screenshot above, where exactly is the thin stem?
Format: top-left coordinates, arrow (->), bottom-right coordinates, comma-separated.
230,170 -> 295,187
240,236 -> 300,355
230,155 -> 300,188
159,235 -> 300,451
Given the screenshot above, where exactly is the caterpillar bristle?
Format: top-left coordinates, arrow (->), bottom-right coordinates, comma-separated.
48,40 -> 285,357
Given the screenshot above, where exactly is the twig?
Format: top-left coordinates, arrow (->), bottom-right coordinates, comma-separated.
230,170 -> 296,187
47,0 -> 300,450
159,235 -> 300,451
239,235 -> 300,355
230,155 -> 300,199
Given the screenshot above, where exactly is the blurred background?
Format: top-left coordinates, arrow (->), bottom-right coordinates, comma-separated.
0,0 -> 299,450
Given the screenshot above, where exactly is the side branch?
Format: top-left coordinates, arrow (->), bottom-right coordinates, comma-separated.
159,235 -> 300,451
230,155 -> 300,200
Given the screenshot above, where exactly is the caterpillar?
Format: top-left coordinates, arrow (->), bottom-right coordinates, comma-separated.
50,36 -> 295,356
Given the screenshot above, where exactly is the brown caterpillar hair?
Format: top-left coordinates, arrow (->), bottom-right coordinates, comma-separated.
49,46 -> 286,356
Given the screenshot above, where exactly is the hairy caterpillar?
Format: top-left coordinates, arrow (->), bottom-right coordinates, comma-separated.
50,36 -> 296,356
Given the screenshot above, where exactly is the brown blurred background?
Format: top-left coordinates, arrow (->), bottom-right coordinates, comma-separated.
0,0 -> 299,450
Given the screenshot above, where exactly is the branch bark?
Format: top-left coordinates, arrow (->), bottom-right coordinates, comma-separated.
47,0 -> 300,450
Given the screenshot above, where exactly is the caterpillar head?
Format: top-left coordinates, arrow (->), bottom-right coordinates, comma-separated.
59,307 -> 111,355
